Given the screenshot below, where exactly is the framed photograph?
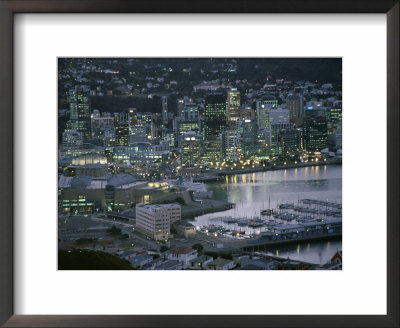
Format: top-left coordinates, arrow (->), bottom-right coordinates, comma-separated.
0,1 -> 398,327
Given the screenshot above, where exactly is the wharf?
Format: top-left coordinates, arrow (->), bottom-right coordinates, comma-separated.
181,199 -> 235,219
249,251 -> 318,266
214,159 -> 342,176
241,233 -> 342,251
193,175 -> 223,183
194,231 -> 342,253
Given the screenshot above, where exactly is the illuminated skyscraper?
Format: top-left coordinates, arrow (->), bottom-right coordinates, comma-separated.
182,104 -> 199,120
175,118 -> 200,147
203,94 -> 227,162
270,123 -> 293,154
177,98 -> 185,118
204,94 -> 227,139
303,110 -> 328,151
177,96 -> 190,118
326,106 -> 342,123
115,123 -> 129,146
278,127 -> 300,152
129,119 -> 147,144
256,95 -> 277,131
227,88 -> 240,130
181,131 -> 202,166
223,130 -> 239,160
69,88 -> 91,140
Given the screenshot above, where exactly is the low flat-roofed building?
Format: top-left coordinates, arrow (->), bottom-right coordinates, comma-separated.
59,172 -> 190,213
59,173 -> 149,213
172,221 -> 196,238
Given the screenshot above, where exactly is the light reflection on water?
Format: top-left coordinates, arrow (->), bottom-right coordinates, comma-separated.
191,165 -> 342,264
262,239 -> 342,264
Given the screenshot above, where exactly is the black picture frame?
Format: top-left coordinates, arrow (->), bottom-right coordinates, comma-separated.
0,1 -> 398,327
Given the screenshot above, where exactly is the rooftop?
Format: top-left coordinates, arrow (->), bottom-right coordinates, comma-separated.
59,173 -> 146,190
190,255 -> 212,263
208,258 -> 234,266
170,247 -> 195,255
136,203 -> 181,213
155,260 -> 182,270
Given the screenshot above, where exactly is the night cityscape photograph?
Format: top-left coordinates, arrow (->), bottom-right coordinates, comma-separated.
58,58 -> 342,270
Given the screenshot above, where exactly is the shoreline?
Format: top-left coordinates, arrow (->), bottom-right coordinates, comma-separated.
242,233 -> 342,250
213,160 -> 342,177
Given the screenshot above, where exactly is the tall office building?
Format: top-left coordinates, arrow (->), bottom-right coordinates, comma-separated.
202,139 -> 222,162
326,106 -> 342,123
62,130 -> 83,148
69,88 -> 91,140
286,93 -> 304,127
236,118 -> 257,156
204,94 -> 227,139
223,130 -> 239,160
177,98 -> 185,118
129,119 -> 147,144
139,113 -> 155,141
91,112 -> 114,138
278,128 -> 299,152
181,131 -> 202,166
177,96 -> 190,118
270,123 -> 293,153
303,110 -> 328,152
227,88 -> 240,130
162,96 -> 168,125
294,87 -> 305,124
182,104 -> 199,120
256,95 -> 277,131
113,110 -> 132,146
175,118 -> 200,148
203,94 -> 227,162
115,123 -> 129,146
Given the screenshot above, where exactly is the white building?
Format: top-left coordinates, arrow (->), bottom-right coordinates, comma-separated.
135,203 -> 181,241
181,131 -> 202,166
168,247 -> 198,268
223,130 -> 239,160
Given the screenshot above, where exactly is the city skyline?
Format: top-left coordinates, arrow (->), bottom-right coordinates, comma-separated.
58,58 -> 342,270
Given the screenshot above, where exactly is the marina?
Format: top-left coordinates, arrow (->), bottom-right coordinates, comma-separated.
190,165 -> 342,264
195,198 -> 342,240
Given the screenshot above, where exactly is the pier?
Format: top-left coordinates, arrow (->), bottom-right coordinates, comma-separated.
214,158 -> 341,176
181,199 -> 235,219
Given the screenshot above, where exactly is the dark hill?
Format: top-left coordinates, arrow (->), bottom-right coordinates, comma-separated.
58,249 -> 133,270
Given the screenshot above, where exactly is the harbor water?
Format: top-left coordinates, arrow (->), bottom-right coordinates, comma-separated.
191,165 -> 342,264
